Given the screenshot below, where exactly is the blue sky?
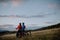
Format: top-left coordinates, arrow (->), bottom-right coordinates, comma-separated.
0,0 -> 60,30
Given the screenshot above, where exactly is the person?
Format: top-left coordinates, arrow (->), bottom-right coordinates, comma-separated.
16,23 -> 22,38
22,22 -> 26,36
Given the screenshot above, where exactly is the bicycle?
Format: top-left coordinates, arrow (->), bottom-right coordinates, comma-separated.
16,30 -> 32,40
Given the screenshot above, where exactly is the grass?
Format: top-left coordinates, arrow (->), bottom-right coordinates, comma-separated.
0,28 -> 60,40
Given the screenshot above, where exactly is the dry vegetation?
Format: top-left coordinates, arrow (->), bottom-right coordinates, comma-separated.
0,28 -> 60,40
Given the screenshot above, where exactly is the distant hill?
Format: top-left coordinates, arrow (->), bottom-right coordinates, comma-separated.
34,23 -> 60,31
0,30 -> 9,36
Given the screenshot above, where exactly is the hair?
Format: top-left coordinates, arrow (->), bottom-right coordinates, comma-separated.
23,22 -> 24,24
22,22 -> 24,25
19,23 -> 21,25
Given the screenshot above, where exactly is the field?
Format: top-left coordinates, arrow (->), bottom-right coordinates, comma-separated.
0,28 -> 60,40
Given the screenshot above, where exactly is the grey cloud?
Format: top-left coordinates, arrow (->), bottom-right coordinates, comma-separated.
0,0 -> 9,2
29,15 -> 44,18
0,12 -> 56,18
44,21 -> 58,24
0,0 -> 28,2
0,14 -> 45,18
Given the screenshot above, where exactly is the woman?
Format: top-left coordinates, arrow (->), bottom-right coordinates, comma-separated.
16,23 -> 22,38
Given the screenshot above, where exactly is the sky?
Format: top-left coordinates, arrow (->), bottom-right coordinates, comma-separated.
0,0 -> 60,30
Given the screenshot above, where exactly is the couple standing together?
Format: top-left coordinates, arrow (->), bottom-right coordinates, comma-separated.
16,22 -> 26,38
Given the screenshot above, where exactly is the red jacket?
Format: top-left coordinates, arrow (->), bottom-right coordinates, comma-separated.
16,24 -> 22,30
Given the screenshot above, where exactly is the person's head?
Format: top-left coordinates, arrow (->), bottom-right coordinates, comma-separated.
19,23 -> 21,25
22,22 -> 24,25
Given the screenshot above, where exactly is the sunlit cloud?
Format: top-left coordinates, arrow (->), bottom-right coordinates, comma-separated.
48,3 -> 60,10
44,22 -> 55,24
48,3 -> 58,9
1,0 -> 22,7
11,0 -> 22,7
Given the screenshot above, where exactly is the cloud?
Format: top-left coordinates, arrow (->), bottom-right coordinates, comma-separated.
29,15 -> 44,18
44,21 -> 56,24
0,0 -> 9,2
0,24 -> 15,31
2,2 -> 7,7
48,3 -> 57,8
0,27 -> 8,29
0,24 -> 14,28
0,0 -> 22,7
0,15 -> 19,18
57,4 -> 60,9
0,14 -> 45,18
11,0 -> 22,7
48,3 -> 60,9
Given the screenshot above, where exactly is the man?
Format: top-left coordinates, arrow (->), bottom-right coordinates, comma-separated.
22,22 -> 26,36
16,23 -> 22,38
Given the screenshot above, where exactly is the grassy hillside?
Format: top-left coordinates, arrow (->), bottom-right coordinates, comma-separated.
0,28 -> 60,40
